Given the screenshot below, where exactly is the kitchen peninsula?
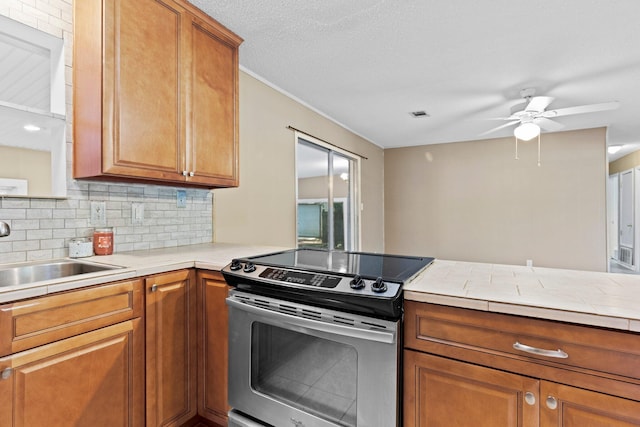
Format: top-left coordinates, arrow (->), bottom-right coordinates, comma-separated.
404,260 -> 640,427
1,246 -> 639,427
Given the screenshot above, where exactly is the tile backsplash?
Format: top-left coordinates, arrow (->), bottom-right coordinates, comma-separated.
0,183 -> 213,263
0,1 -> 214,264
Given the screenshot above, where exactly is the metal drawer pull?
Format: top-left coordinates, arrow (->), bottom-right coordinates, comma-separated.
513,341 -> 568,359
151,284 -> 158,292
546,396 -> 558,410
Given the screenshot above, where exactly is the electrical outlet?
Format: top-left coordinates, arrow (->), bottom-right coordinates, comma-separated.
132,202 -> 144,225
90,201 -> 107,227
526,259 -> 533,267
177,190 -> 187,208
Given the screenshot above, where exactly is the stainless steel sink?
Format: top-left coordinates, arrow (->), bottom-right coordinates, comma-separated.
0,259 -> 123,287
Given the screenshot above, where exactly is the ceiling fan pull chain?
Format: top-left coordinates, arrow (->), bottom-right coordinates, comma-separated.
537,134 -> 541,167
515,136 -> 519,160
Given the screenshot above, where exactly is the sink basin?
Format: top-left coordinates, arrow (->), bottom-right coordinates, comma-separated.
0,259 -> 123,287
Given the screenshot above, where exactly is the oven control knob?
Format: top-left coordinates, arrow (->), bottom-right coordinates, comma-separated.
350,274 -> 365,290
230,259 -> 242,271
243,262 -> 257,273
371,277 -> 387,293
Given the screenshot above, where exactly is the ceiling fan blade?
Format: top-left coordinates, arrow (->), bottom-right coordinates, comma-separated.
479,120 -> 520,136
485,116 -> 518,121
525,96 -> 554,112
541,101 -> 619,118
535,117 -> 565,132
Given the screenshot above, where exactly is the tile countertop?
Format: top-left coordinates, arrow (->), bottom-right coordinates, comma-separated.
404,259 -> 640,333
3,248 -> 638,333
0,243 -> 287,304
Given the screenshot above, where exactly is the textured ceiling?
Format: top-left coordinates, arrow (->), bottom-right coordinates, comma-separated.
190,0 -> 640,160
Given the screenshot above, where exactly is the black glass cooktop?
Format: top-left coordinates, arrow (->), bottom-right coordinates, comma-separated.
243,248 -> 434,283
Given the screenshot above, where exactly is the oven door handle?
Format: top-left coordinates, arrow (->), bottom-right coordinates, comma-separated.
227,297 -> 396,344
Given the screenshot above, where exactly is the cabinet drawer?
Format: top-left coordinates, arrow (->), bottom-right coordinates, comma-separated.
0,279 -> 143,356
404,301 -> 640,381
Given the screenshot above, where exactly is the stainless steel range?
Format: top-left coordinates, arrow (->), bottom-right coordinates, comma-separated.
222,248 -> 434,427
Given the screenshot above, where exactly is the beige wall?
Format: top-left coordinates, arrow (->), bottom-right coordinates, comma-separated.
213,71 -> 385,251
609,149 -> 640,174
0,146 -> 51,196
384,127 -> 608,271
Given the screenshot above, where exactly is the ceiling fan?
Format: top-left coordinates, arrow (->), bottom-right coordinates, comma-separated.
483,88 -> 619,141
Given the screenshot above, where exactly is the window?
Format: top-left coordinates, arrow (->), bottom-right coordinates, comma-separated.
296,133 -> 360,251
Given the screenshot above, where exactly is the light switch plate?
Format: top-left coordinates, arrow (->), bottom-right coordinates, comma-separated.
132,202 -> 144,225
90,201 -> 107,227
177,190 -> 187,208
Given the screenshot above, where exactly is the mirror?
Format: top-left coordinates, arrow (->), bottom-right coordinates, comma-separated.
0,15 -> 66,198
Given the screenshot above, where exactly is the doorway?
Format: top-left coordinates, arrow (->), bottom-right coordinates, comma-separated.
609,168 -> 636,272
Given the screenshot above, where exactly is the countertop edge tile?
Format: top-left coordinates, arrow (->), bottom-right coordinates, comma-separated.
404,290 -> 489,311
47,270 -> 138,294
135,262 -> 197,277
0,286 -> 48,304
488,302 -> 631,331
630,320 -> 640,333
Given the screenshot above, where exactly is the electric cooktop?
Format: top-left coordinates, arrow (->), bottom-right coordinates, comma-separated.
221,248 -> 434,319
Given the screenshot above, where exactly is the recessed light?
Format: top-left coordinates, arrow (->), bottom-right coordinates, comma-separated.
410,110 -> 430,118
24,124 -> 41,132
608,145 -> 622,154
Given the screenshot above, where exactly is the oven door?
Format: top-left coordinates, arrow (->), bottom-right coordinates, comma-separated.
227,290 -> 400,427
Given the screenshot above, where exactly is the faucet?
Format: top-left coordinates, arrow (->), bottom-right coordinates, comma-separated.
0,221 -> 9,237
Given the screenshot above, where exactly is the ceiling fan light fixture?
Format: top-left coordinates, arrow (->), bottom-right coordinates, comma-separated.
514,122 -> 540,141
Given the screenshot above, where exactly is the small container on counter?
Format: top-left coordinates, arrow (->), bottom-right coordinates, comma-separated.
69,237 -> 93,258
93,227 -> 114,255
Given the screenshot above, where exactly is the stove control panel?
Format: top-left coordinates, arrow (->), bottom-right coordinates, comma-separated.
260,267 -> 342,288
223,259 -> 401,297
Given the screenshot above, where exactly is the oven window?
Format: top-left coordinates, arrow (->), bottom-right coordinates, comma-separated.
251,322 -> 357,426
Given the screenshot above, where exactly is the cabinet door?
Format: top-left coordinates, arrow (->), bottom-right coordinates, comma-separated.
146,269 -> 197,426
196,271 -> 230,425
0,320 -> 144,427
187,17 -> 240,187
102,0 -> 187,181
404,350 -> 539,427
540,381 -> 640,427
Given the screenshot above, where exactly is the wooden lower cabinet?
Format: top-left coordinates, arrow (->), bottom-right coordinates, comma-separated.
404,350 -> 539,427
0,319 -> 144,427
403,301 -> 640,427
540,381 -> 640,427
145,269 -> 198,427
404,350 -> 640,427
0,268 -> 233,427
196,271 -> 231,425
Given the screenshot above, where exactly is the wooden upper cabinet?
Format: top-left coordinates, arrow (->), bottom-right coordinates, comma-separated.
73,0 -> 242,188
189,18 -> 240,186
